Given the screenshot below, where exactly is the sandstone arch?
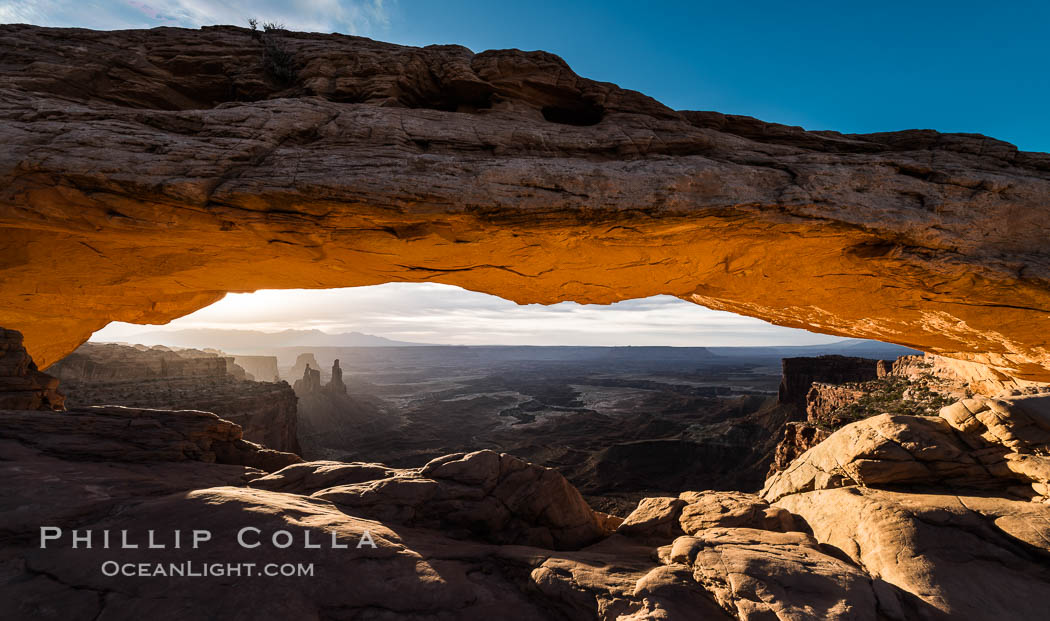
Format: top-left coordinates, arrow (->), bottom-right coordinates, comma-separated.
2,24 -> 1049,383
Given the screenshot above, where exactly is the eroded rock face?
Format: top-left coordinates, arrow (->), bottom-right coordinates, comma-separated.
3,379 -> 1049,618
763,414 -> 995,502
50,342 -> 243,381
616,490 -> 797,542
778,356 -> 884,411
4,23 -> 1050,620
2,25 -> 1050,383
766,353 -> 995,477
666,528 -> 879,621
895,353 -> 1047,396
0,339 -> 857,619
767,422 -> 831,475
762,393 -> 1050,503
756,388 -> 1050,619
776,488 -> 1050,620
292,363 -> 321,396
291,358 -> 345,398
256,449 -> 621,550
0,405 -> 300,472
288,353 -> 321,385
232,355 -> 280,382
0,392 -> 890,621
806,383 -> 868,424
50,342 -> 302,454
0,399 -> 686,620
0,328 -> 63,410
328,358 -> 346,395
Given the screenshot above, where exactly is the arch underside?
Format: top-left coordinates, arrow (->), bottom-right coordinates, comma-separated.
1,25 -> 1048,380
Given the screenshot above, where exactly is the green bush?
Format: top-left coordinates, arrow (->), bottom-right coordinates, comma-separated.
248,18 -> 297,85
814,376 -> 956,431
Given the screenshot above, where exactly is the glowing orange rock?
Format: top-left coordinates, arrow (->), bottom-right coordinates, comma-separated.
1,25 -> 1049,384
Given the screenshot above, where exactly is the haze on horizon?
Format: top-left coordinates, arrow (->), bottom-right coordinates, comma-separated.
91,283 -> 846,347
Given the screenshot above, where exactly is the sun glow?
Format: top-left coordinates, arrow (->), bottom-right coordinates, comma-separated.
91,282 -> 845,347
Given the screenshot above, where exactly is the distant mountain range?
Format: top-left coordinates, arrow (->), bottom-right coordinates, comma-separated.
101,328 -> 428,352
707,339 -> 921,360
97,328 -> 921,361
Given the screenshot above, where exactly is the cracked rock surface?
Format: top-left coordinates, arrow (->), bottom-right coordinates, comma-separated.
756,392 -> 1050,620
253,449 -> 621,550
776,488 -> 1050,620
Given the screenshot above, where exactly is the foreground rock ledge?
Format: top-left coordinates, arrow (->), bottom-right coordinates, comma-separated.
2,24 -> 1050,382
5,403 -> 1050,620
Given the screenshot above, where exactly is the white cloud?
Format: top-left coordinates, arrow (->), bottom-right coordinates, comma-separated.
1,0 -> 390,35
91,283 -> 845,347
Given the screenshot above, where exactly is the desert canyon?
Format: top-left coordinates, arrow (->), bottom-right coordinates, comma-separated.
2,24 -> 1050,620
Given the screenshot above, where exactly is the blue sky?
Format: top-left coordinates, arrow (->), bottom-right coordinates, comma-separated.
388,1 -> 1050,152
8,1 -> 1042,346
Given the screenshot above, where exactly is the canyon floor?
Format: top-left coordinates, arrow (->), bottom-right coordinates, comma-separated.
301,347 -> 780,504
286,343 -> 908,514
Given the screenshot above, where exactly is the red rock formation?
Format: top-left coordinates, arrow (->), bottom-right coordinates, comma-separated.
768,355 -> 966,475
805,383 -> 869,427
777,355 -> 883,412
254,449 -> 619,550
3,24 -> 1050,619
292,359 -> 346,397
0,328 -> 64,410
1,25 -> 1050,384
761,399 -> 1050,618
767,422 -> 831,476
798,354 -> 967,431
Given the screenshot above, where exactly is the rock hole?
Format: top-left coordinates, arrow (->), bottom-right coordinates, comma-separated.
399,82 -> 495,113
846,241 -> 898,259
541,103 -> 604,126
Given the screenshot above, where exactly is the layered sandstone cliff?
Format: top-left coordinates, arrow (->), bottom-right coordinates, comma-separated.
777,355 -> 885,412
232,355 -> 280,382
1,25 -> 1050,385
51,342 -> 239,381
51,342 -> 301,454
